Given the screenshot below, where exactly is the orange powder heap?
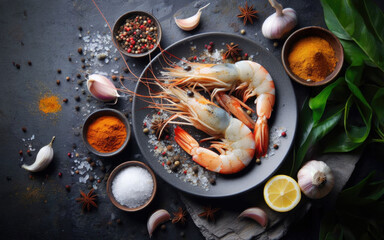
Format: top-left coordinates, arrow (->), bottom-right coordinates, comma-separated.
86,115 -> 127,153
288,36 -> 337,82
39,95 -> 62,113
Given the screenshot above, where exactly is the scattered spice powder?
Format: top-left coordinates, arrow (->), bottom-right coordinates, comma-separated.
288,36 -> 337,82
39,95 -> 62,114
86,115 -> 127,153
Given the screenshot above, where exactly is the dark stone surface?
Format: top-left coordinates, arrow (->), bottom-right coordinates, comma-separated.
0,0 -> 383,239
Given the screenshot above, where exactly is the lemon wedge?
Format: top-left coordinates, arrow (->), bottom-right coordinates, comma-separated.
263,175 -> 301,212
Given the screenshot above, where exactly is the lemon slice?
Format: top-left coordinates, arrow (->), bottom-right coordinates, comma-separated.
263,175 -> 301,212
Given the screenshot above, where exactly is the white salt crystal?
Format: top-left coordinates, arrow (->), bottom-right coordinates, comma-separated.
111,166 -> 154,208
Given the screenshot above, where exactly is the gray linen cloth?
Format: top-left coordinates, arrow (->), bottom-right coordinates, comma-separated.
181,153 -> 360,240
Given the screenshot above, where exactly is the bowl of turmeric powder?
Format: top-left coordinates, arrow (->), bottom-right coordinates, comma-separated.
282,26 -> 344,86
82,108 -> 131,157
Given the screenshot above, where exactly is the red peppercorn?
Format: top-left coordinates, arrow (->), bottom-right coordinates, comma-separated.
58,172 -> 62,177
127,49 -> 132,53
148,36 -> 152,41
124,27 -> 129,31
165,135 -> 169,140
244,53 -> 248,57
65,185 -> 71,191
27,149 -> 31,155
97,179 -> 101,183
162,151 -> 166,156
204,44 -> 207,48
202,59 -> 205,62
67,152 -> 71,157
19,150 -> 23,155
193,56 -> 197,60
130,40 -> 135,45
281,131 -> 287,137
209,41 -> 214,46
133,31 -> 136,35
143,122 -> 147,127
184,170 -> 187,174
162,162 -> 165,166
157,111 -> 161,115
154,146 -> 158,150
148,19 -> 152,24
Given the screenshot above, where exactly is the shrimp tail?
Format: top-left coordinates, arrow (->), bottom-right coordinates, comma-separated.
254,116 -> 269,158
215,92 -> 255,130
174,126 -> 235,174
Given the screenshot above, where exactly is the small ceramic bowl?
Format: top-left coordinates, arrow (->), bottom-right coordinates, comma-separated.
112,11 -> 162,58
282,26 -> 344,86
82,108 -> 131,157
107,161 -> 157,212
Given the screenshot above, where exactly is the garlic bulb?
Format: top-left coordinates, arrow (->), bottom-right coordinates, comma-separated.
262,0 -> 297,39
147,209 -> 171,237
22,136 -> 55,172
174,3 -> 210,31
297,160 -> 334,199
87,74 -> 120,103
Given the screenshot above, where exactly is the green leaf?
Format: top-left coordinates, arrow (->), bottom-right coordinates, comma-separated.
321,0 -> 384,71
291,105 -> 343,175
362,0 -> 384,43
340,39 -> 373,65
371,88 -> 384,123
323,127 -> 364,152
309,78 -> 346,123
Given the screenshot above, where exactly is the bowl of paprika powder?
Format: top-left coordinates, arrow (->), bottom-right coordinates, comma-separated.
82,108 -> 131,157
282,26 -> 344,86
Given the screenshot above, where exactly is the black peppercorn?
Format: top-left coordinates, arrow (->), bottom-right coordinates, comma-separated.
77,47 -> 83,54
74,96 -> 80,101
187,90 -> 194,97
183,65 -> 191,71
75,106 -> 80,111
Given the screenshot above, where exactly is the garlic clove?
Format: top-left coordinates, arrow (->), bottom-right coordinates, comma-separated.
297,160 -> 334,199
174,3 -> 210,31
262,0 -> 297,39
22,136 -> 55,172
147,209 -> 171,237
87,74 -> 120,103
238,207 -> 268,227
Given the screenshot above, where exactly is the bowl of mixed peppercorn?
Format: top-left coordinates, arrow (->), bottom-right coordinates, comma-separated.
112,11 -> 162,58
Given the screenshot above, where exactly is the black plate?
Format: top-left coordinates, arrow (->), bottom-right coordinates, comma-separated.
132,32 -> 297,198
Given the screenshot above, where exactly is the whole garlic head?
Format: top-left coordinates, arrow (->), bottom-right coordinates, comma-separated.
297,160 -> 334,199
262,0 -> 297,39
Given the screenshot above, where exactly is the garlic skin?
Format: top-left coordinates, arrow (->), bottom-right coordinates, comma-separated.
238,207 -> 268,227
262,0 -> 297,39
87,74 -> 120,103
297,160 -> 334,199
174,3 -> 210,31
22,136 -> 55,172
147,209 -> 171,237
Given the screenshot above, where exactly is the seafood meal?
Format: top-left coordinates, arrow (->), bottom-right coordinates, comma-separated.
145,59 -> 276,175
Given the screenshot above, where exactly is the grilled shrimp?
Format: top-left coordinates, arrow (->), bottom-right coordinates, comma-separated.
155,87 -> 255,174
161,60 -> 275,158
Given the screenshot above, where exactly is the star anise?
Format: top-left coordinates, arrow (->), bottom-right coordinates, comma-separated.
237,2 -> 259,25
198,206 -> 220,222
172,207 -> 187,224
76,188 -> 97,211
151,118 -> 170,139
224,43 -> 241,60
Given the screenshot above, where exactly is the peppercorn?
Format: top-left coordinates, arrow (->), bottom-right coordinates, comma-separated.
63,98 -> 68,103
209,177 -> 216,185
22,127 -> 27,132
97,179 -> 101,183
111,75 -> 117,81
72,143 -> 77,149
166,145 -> 173,152
77,47 -> 83,54
81,64 -> 85,69
19,150 -> 23,155
77,80 -> 83,86
74,96 -> 80,102
256,158 -> 261,165
86,157 -> 92,163
28,61 -> 32,66
27,149 -> 31,155
90,162 -> 96,167
143,128 -> 149,134
123,67 -> 129,73
119,75 -> 124,81
240,29 -> 246,35
56,80 -> 60,85
160,224 -> 166,231
273,42 -> 279,47
75,106 -> 80,111
66,76 -> 70,81
75,170 -> 79,174
76,73 -> 81,79
183,65 -> 191,71
89,176 -> 94,182
187,90 -> 194,97
57,69 -> 61,74
15,63 -> 20,69
273,144 -> 279,149
281,131 -> 287,137
68,57 -> 72,61
58,172 -> 62,177
81,58 -> 85,63
100,166 -> 106,172
192,165 -> 199,173
65,185 -> 71,191
247,110 -> 252,115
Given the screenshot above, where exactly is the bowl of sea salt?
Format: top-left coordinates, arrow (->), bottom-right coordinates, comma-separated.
107,161 -> 157,212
